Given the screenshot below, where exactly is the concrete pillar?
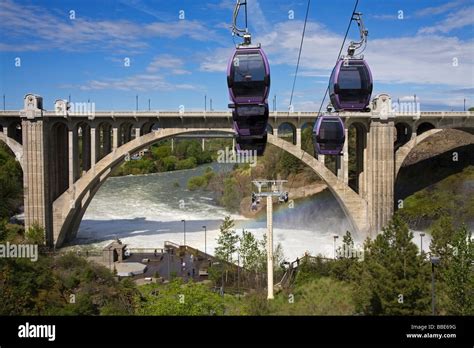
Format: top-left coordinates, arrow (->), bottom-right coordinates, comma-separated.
90,127 -> 99,167
337,127 -> 349,184
68,127 -> 79,187
366,119 -> 395,235
171,138 -> 174,153
318,154 -> 325,164
274,128 -> 278,138
21,119 -> 51,245
112,127 -> 118,150
82,126 -> 91,172
296,128 -> 302,148
232,137 -> 235,151
134,127 -> 141,140
201,138 -> 205,151
19,94 -> 52,246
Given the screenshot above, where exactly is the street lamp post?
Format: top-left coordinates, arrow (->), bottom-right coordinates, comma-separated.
237,248 -> 241,299
333,235 -> 339,259
181,219 -> 186,246
420,233 -> 425,255
202,225 -> 207,255
431,256 -> 440,315
167,247 -> 171,280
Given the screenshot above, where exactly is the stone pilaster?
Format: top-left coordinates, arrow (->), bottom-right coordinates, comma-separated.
367,119 -> 395,235
296,127 -> 301,148
20,94 -> 52,245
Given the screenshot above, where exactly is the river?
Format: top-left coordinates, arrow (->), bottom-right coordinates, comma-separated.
75,163 -> 430,261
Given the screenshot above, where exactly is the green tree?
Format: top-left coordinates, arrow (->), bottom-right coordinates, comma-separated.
215,216 -> 238,263
151,145 -> 172,159
331,231 -> 361,281
162,155 -> 178,171
187,176 -> 207,190
137,279 -> 225,316
0,144 -> 23,219
429,215 -> 456,270
239,229 -> 261,271
444,225 -> 474,315
353,216 -> 431,315
25,222 -> 45,245
220,177 -> 242,212
175,157 -> 197,170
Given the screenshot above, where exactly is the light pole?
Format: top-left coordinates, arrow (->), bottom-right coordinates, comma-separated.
333,235 -> 339,259
431,256 -> 440,315
167,247 -> 171,280
420,233 -> 425,254
181,219 -> 186,246
237,246 -> 241,299
202,225 -> 207,255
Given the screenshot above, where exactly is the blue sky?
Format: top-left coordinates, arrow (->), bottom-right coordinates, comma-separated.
0,0 -> 473,111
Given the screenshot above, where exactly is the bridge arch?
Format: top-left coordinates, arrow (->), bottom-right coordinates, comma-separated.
0,133 -> 24,171
266,124 -> 273,134
347,122 -> 368,194
394,122 -> 413,150
416,122 -> 435,135
394,127 -> 474,210
277,122 -> 297,144
51,128 -> 369,247
50,121 -> 69,200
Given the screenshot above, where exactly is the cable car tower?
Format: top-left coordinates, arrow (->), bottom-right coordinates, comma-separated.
252,179 -> 288,300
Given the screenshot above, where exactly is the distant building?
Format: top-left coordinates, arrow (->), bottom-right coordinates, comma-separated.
103,239 -> 127,264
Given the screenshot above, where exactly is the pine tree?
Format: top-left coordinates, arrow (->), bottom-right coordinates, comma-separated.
239,229 -> 260,271
444,225 -> 474,315
354,216 -> 431,315
214,216 -> 239,284
214,216 -> 238,263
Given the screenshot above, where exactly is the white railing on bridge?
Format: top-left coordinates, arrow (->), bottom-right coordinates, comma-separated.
1,110 -> 472,119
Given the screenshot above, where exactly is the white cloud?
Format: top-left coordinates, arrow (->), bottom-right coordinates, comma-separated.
79,74 -> 199,92
146,54 -> 191,75
78,55 -> 195,91
415,0 -> 467,17
0,0 -> 220,53
418,6 -> 474,34
198,47 -> 234,72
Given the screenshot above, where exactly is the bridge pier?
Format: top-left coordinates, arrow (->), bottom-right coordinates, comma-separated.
112,126 -> 118,150
296,128 -> 301,148
68,127 -> 79,187
336,127 -> 349,184
19,95 -> 53,245
366,117 -> 395,235
90,126 -> 99,168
